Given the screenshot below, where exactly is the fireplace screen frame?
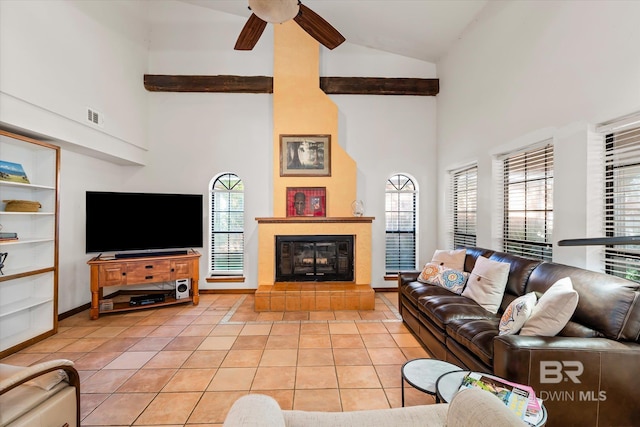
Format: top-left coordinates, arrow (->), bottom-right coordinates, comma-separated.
275,235 -> 354,282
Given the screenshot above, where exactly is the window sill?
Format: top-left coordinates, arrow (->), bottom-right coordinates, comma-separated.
206,276 -> 245,283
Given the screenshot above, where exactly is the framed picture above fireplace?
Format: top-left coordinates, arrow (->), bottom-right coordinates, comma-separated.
287,187 -> 326,217
280,134 -> 331,176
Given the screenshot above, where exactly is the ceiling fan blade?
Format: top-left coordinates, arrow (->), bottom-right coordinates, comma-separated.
293,4 -> 345,50
235,13 -> 268,50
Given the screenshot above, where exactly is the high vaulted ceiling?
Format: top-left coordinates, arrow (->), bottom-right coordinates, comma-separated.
180,0 -> 489,62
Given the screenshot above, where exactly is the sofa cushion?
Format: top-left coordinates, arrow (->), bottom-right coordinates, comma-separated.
462,256 -> 510,314
499,292 -> 537,335
446,317 -> 500,366
461,247 -> 496,273
417,293 -> 496,330
431,248 -> 466,270
488,252 -> 542,300
401,281 -> 453,308
520,277 -> 579,336
418,263 -> 469,294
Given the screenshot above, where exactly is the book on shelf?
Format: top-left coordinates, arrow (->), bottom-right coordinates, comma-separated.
458,372 -> 542,425
0,232 -> 18,241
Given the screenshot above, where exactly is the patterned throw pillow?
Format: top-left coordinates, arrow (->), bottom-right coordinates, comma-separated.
499,292 -> 537,335
418,262 -> 469,295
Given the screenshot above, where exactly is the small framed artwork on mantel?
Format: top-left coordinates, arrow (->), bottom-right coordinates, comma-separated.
286,187 -> 326,217
280,134 -> 331,177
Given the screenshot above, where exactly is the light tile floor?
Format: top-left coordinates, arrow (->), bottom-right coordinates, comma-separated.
1,292 -> 436,426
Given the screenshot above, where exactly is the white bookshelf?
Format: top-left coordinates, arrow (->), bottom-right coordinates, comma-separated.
0,130 -> 59,358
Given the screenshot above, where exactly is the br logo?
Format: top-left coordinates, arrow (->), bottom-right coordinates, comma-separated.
540,361 -> 583,384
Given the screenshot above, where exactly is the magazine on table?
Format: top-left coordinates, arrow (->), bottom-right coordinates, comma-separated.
458,372 -> 542,425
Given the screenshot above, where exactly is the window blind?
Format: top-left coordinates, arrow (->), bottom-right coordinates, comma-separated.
211,173 -> 244,274
451,165 -> 477,248
601,114 -> 640,282
385,174 -> 417,274
501,143 -> 554,261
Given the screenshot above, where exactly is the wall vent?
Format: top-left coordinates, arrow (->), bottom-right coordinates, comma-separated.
86,107 -> 104,128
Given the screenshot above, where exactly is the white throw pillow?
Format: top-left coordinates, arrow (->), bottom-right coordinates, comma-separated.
431,248 -> 466,271
520,277 -> 579,336
499,292 -> 537,335
461,256 -> 510,314
417,262 -> 469,294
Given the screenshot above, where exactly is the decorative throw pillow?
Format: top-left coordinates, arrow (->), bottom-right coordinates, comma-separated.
431,248 -> 466,270
461,256 -> 510,314
418,262 -> 469,294
520,277 -> 579,336
499,292 -> 537,335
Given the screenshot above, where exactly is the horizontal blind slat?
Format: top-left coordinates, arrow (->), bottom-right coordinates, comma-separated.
601,115 -> 640,283
502,143 -> 553,261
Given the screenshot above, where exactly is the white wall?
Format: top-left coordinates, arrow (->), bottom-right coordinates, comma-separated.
0,0 -> 152,312
323,43 -> 437,280
0,0 -> 439,312
436,0 -> 640,269
147,1 -> 438,289
0,0 -> 150,164
8,0 -> 638,312
57,151 -> 138,311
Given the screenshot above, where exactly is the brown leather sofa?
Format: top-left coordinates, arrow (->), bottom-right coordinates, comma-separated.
399,246 -> 640,427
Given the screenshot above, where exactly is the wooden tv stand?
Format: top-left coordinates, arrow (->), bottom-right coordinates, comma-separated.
87,250 -> 200,320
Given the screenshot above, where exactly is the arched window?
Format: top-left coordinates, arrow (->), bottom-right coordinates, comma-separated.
210,173 -> 244,275
385,173 -> 418,274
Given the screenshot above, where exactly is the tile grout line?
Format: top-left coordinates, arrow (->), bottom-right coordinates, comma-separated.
218,294 -> 248,324
221,292 -> 402,325
378,293 -> 402,320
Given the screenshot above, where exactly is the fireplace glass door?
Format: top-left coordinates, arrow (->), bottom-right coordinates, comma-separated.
276,235 -> 354,282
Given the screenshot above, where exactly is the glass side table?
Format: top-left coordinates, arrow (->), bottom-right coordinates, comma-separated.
435,370 -> 548,427
400,358 -> 461,406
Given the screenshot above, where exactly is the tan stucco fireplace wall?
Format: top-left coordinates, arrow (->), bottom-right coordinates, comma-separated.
272,21 -> 356,215
255,21 -> 373,288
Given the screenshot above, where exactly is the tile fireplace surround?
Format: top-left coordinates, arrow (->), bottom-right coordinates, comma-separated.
256,217 -> 375,312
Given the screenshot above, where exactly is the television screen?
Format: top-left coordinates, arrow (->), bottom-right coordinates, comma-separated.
86,191 -> 204,254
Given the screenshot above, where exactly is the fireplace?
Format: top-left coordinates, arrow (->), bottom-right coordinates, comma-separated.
276,235 -> 354,282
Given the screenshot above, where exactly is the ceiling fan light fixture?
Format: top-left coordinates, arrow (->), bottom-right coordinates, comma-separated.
249,0 -> 299,24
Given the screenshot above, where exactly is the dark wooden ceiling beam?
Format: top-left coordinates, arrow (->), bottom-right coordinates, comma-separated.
144,75 -> 439,96
143,75 -> 273,93
320,77 -> 439,96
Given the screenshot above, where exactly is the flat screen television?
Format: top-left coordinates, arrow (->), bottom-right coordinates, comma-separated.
86,191 -> 203,256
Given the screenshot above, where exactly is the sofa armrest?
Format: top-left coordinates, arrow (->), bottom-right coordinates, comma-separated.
0,359 -> 81,427
223,394 -> 286,427
494,335 -> 639,426
0,359 -> 79,395
399,270 -> 421,285
448,388 -> 527,427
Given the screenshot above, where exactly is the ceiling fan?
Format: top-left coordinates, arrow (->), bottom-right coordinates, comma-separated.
234,0 -> 345,51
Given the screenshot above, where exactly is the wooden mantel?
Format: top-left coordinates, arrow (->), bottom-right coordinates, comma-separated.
256,216 -> 374,224
144,75 -> 439,96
